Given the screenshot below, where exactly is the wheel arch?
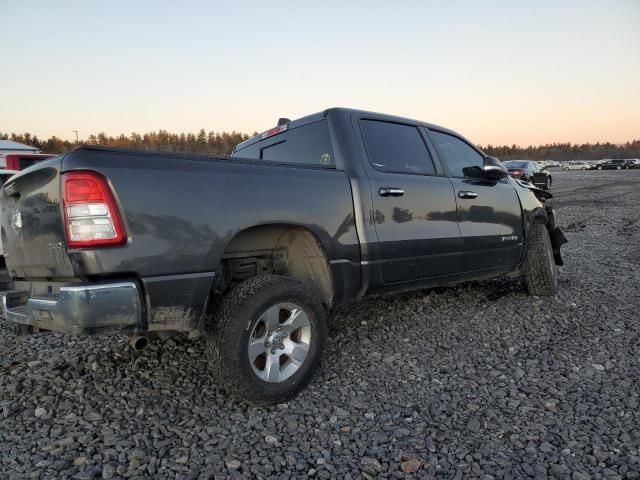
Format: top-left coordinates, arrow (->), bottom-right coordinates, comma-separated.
220,223 -> 335,309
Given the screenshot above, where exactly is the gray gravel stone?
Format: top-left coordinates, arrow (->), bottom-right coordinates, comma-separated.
225,459 -> 241,471
1,170 -> 639,479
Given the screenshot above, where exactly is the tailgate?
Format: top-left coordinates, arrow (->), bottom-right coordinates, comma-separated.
1,158 -> 75,278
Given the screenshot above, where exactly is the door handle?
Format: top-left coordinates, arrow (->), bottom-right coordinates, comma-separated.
379,187 -> 405,197
458,191 -> 478,199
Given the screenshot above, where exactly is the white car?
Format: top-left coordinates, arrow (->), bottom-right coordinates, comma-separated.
561,161 -> 590,170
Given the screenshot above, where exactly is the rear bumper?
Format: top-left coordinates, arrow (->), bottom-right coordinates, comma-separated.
1,281 -> 143,335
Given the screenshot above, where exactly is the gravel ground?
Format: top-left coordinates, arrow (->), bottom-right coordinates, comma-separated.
1,170 -> 639,480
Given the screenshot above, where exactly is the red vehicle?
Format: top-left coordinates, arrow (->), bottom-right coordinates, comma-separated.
4,153 -> 56,171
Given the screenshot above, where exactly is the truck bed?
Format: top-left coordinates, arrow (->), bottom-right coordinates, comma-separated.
0,146 -> 361,332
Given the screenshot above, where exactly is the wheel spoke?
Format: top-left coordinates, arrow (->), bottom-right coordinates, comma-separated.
248,337 -> 266,361
264,354 -> 280,382
261,305 -> 280,330
281,308 -> 309,334
284,339 -> 309,364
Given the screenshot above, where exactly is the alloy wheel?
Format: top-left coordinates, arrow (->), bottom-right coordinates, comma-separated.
247,303 -> 312,383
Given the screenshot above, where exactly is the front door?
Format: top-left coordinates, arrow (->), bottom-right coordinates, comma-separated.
358,119 -> 462,284
428,129 -> 524,272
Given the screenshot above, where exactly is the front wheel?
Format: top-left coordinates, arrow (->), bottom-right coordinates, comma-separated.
207,274 -> 327,406
523,224 -> 558,296
597,166 -> 603,170
617,166 -> 622,170
543,177 -> 551,190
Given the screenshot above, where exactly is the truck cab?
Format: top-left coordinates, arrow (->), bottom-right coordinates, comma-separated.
233,109 -> 533,292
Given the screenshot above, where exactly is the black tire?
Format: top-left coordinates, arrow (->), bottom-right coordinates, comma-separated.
597,166 -> 603,170
207,274 -> 327,406
523,224 -> 558,296
543,177 -> 550,190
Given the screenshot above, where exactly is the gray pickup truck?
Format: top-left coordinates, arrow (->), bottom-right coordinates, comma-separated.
0,108 -> 566,405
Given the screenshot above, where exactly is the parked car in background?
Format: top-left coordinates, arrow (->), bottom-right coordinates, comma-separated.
584,161 -> 597,170
502,160 -> 553,190
0,108 -> 567,405
597,159 -> 633,170
3,153 -> 56,171
561,161 -> 590,170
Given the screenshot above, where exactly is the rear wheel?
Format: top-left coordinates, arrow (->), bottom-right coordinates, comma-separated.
207,274 -> 327,406
543,177 -> 550,190
523,224 -> 558,296
617,166 -> 622,170
597,166 -> 603,170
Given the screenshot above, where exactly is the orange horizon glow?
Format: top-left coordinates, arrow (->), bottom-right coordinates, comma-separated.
1,0 -> 638,147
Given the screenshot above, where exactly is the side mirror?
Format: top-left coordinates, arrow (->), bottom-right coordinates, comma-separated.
482,156 -> 508,179
462,156 -> 508,180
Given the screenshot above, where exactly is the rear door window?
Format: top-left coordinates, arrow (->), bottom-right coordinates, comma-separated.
359,120 -> 436,175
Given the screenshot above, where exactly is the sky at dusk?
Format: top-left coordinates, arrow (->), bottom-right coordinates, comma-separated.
1,0 -> 638,146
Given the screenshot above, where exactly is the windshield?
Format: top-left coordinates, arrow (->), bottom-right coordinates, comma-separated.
502,161 -> 529,169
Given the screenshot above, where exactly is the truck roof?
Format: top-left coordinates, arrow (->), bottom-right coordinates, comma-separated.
234,107 -> 458,153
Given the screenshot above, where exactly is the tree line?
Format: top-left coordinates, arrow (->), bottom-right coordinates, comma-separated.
2,131 -> 639,160
483,140 -> 640,161
1,130 -> 251,156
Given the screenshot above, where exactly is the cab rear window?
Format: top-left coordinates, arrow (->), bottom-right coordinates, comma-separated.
233,120 -> 334,168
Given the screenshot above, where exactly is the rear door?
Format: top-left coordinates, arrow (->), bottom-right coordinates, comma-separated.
427,129 -> 524,273
357,119 -> 461,284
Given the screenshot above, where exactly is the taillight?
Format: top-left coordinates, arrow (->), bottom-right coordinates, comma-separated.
511,169 -> 524,176
62,171 -> 126,248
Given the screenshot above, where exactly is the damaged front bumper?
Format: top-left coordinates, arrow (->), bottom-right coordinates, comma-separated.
545,206 -> 568,266
549,226 -> 568,266
0,281 -> 143,335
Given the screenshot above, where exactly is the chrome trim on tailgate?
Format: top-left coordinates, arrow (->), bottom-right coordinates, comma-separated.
0,281 -> 142,334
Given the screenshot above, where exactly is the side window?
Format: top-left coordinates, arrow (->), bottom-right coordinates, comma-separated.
261,120 -> 334,167
429,130 -> 484,178
360,120 -> 436,175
